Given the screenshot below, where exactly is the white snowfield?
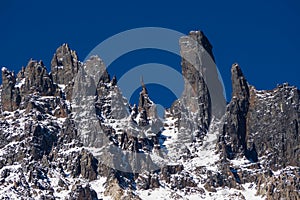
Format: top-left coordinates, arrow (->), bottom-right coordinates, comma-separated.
135,116 -> 264,200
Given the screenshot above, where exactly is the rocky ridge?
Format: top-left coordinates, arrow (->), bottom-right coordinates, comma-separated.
0,31 -> 299,200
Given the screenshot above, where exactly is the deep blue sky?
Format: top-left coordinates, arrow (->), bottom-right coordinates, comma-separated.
1,0 -> 299,107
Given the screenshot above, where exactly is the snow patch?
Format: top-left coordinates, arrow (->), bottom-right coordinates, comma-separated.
15,78 -> 25,88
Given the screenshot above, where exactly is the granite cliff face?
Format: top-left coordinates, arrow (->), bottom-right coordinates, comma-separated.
219,63 -> 300,169
0,31 -> 299,200
216,63 -> 300,200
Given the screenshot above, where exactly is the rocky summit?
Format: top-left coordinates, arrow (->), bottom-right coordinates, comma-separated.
0,31 -> 299,200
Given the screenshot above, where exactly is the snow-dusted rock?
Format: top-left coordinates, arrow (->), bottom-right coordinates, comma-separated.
0,34 -> 299,200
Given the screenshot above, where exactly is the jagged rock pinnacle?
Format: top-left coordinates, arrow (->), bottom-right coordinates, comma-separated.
1,59 -> 57,112
231,63 -> 250,101
140,76 -> 148,95
138,80 -> 151,126
1,67 -> 20,111
51,43 -> 79,85
220,63 -> 250,160
188,30 -> 215,62
22,59 -> 56,96
170,30 -> 224,146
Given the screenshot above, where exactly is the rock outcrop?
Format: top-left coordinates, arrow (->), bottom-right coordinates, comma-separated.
247,84 -> 299,169
167,31 -> 226,162
219,63 -> 250,160
136,80 -> 161,128
1,59 -> 60,112
50,44 -> 81,101
67,184 -> 98,200
51,43 -> 80,85
217,63 -> 300,199
21,60 -> 56,96
220,63 -> 300,169
1,68 -> 20,111
171,31 -> 226,144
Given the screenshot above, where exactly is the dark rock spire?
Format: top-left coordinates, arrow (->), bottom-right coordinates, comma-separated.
1,59 -> 56,112
231,63 -> 250,112
188,30 -> 215,62
1,67 -> 21,111
51,43 -> 79,85
170,30 -> 226,145
22,59 -> 56,96
220,63 -> 250,159
138,78 -> 152,126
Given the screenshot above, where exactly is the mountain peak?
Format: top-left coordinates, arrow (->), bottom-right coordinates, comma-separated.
51,43 -> 79,85
188,30 -> 215,61
231,63 -> 250,99
0,32 -> 299,200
